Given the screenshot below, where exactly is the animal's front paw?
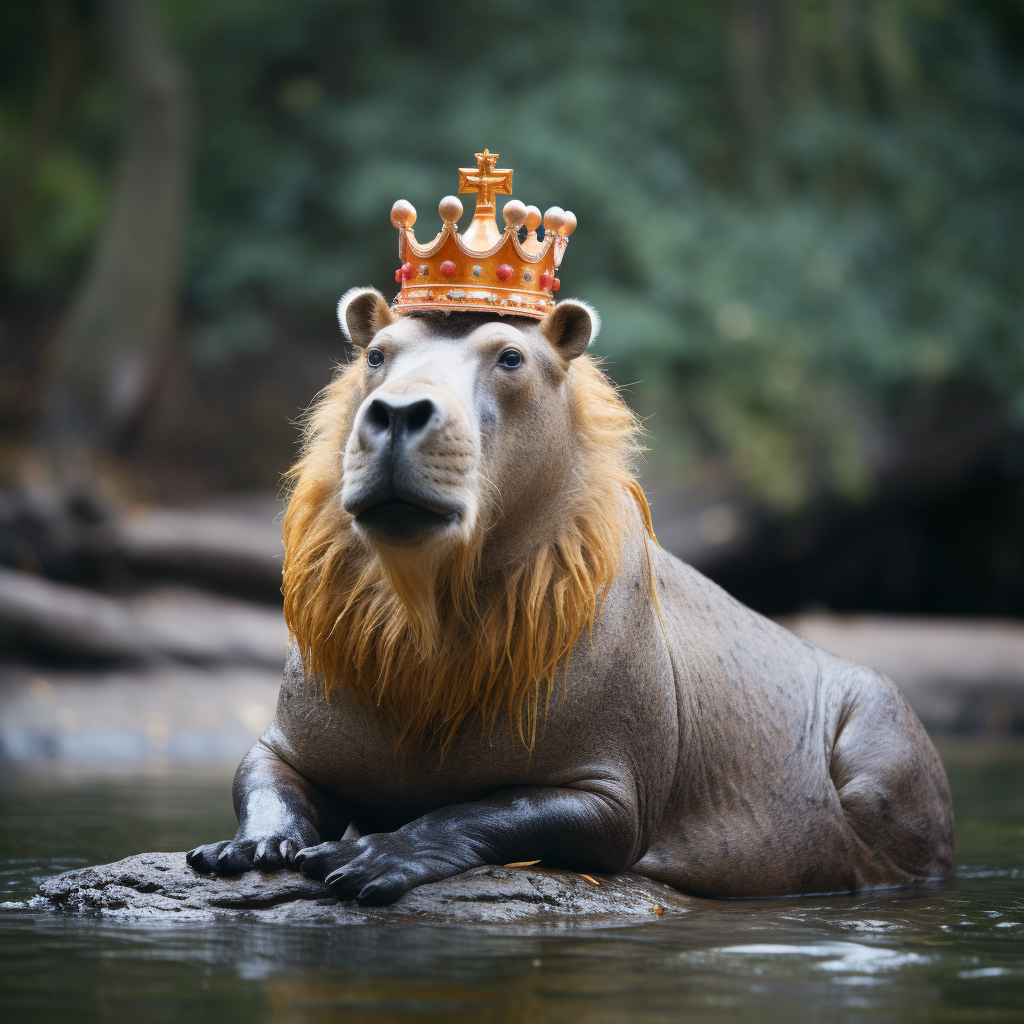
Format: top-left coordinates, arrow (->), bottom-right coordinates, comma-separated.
186,835 -> 301,875
295,833 -> 462,905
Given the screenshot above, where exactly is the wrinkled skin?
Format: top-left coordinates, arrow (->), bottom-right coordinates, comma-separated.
188,292 -> 955,904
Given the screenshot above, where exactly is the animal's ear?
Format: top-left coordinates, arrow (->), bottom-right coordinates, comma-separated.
337,287 -> 395,348
541,299 -> 600,361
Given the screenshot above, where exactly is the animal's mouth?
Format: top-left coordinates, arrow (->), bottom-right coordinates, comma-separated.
353,496 -> 461,546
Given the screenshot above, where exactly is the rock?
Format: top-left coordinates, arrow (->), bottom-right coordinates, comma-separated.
35,852 -> 694,927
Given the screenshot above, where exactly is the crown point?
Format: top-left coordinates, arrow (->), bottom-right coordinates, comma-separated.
561,210 -> 577,236
391,200 -> 417,229
438,195 -> 463,224
543,206 -> 566,233
502,199 -> 527,228
525,205 -> 542,232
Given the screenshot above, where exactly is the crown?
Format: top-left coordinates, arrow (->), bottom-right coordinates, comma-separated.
389,150 -> 577,319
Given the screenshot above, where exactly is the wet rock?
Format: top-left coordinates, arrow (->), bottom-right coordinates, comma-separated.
35,851 -> 694,926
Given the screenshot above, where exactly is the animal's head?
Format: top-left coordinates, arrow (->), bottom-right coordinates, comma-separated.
337,286 -> 601,558
282,288 -> 654,754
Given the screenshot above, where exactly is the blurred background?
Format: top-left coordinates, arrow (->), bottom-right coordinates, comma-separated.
1,0 -> 1023,763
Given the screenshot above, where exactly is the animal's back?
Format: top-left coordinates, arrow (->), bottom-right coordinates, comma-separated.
633,544 -> 956,896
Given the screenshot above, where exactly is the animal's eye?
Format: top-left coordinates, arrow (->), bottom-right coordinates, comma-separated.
498,349 -> 522,368
366,348 -> 384,367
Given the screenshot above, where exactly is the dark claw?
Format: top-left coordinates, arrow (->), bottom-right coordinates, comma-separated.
254,838 -> 283,871
324,865 -> 350,887
325,864 -> 365,901
279,838 -> 301,866
356,875 -> 410,906
295,840 -> 359,881
186,840 -> 231,873
252,836 -> 302,872
214,839 -> 257,875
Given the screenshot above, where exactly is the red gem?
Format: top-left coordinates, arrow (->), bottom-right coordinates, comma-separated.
539,270 -> 553,289
496,263 -> 514,281
400,262 -> 415,281
553,277 -> 561,292
440,260 -> 457,277
395,268 -> 403,283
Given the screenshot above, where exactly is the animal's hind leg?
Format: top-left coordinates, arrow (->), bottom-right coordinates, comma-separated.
829,666 -> 955,885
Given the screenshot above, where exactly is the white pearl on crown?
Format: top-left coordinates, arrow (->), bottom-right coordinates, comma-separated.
524,205 -> 542,232
502,199 -> 528,228
438,195 -> 463,224
543,206 -> 566,233
391,200 -> 417,228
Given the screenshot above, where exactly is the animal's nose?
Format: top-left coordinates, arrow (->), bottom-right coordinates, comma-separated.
360,394 -> 439,443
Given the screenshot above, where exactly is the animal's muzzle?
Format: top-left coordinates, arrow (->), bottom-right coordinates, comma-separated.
343,391 -> 468,545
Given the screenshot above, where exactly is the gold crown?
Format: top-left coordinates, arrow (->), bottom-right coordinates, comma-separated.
389,150 -> 576,319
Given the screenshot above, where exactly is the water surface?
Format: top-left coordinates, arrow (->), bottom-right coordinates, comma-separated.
1,739 -> 1022,1022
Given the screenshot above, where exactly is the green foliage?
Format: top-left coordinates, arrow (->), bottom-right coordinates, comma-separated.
3,0 -> 1023,507
0,1 -> 116,295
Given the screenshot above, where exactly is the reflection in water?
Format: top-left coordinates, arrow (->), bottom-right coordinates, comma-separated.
0,739 -> 1022,1022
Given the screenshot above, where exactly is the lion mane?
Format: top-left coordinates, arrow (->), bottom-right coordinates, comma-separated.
282,352 -> 654,756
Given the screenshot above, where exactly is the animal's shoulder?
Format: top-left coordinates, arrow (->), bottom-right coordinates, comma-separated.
645,543 -> 837,708
644,542 -> 789,650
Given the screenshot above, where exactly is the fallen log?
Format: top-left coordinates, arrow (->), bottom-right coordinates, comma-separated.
0,566 -> 286,666
0,488 -> 285,604
118,505 -> 283,602
0,565 -> 150,663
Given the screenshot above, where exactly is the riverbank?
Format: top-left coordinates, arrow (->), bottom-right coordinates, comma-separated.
2,610 -> 1022,772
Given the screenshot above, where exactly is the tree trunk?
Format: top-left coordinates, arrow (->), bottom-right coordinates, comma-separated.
48,0 -> 192,453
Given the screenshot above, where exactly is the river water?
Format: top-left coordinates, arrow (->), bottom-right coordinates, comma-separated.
1,738 -> 1022,1022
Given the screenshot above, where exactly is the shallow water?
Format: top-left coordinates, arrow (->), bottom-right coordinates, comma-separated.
1,739 -> 1022,1023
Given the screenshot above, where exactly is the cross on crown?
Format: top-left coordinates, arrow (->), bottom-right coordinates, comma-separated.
458,150 -> 513,214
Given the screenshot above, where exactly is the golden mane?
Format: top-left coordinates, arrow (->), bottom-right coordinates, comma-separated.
281,353 -> 653,756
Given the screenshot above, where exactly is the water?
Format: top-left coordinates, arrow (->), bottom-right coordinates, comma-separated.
1,739 -> 1022,1022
